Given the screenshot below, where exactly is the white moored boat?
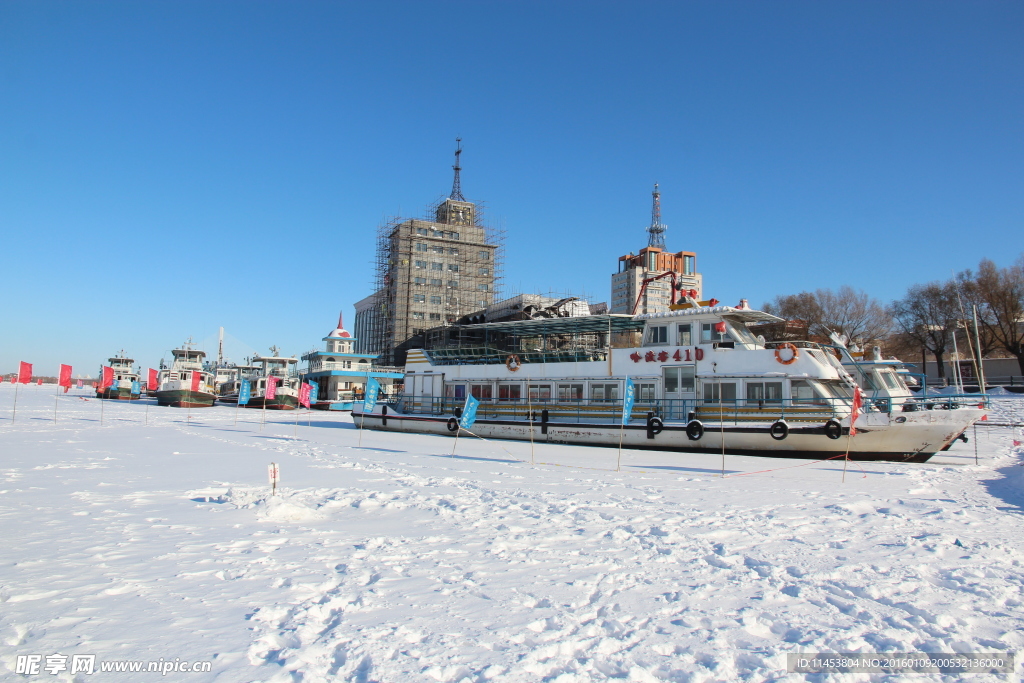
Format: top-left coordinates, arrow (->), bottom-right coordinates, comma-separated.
353,296 -> 986,462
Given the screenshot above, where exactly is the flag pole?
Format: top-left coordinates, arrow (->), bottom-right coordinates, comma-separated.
261,379 -> 267,431
54,382 -> 59,424
842,431 -> 852,483
12,381 -> 19,422
616,419 -> 625,472
528,387 -> 535,466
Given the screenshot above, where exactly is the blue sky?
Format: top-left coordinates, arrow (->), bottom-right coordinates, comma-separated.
2,1 -> 1021,375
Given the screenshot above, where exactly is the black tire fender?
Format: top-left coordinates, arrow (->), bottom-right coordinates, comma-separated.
769,420 -> 789,441
446,417 -> 459,432
686,420 -> 704,441
824,419 -> 842,440
647,416 -> 664,436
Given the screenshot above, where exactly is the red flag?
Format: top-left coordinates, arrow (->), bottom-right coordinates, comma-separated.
77,379 -> 84,389
849,386 -> 863,436
18,361 -> 32,384
58,364 -> 73,388
190,371 -> 202,392
101,366 -> 114,389
265,375 -> 279,400
147,368 -> 159,392
299,382 -> 312,408
37,378 -> 43,386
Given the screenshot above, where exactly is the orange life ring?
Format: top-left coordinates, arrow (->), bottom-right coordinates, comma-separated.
506,354 -> 521,372
774,343 -> 799,365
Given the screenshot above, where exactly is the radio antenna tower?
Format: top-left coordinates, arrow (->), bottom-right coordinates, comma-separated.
647,183 -> 666,249
450,137 -> 465,201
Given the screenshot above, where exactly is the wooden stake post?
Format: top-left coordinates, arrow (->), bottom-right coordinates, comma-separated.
268,462 -> 279,496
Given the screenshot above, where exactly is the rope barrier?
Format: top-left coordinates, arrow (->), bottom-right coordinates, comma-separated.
724,452 -> 867,479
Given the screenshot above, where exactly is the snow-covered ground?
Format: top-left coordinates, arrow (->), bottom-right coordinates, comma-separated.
1,384 -> 1023,682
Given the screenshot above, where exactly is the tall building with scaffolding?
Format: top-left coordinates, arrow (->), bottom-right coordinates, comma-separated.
362,140 -> 505,366
610,184 -> 702,315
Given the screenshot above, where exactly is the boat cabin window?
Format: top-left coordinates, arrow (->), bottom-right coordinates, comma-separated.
528,384 -> 551,401
646,326 -> 668,345
497,384 -> 521,401
880,370 -> 899,390
470,384 -> 492,400
722,318 -> 759,345
676,323 -> 692,346
791,379 -> 826,404
558,383 -> 583,401
636,383 -> 656,402
859,370 -> 878,390
702,382 -> 737,403
664,366 -> 695,393
746,381 -> 783,403
590,383 -> 619,402
819,380 -> 853,398
701,323 -> 728,343
445,384 -> 466,400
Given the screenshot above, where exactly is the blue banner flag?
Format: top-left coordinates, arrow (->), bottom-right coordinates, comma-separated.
363,377 -> 381,413
131,380 -> 141,395
459,395 -> 480,430
307,381 -> 319,405
238,379 -> 252,406
622,376 -> 635,425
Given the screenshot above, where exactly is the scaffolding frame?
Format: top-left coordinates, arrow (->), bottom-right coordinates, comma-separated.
370,195 -> 506,367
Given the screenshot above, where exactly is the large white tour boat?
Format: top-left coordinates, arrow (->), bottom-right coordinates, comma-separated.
353,296 -> 986,462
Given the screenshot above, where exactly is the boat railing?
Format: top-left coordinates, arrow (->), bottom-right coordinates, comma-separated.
391,393 -> 987,422
425,347 -> 609,366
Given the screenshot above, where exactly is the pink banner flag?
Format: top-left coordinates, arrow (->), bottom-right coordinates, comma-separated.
37,379 -> 43,386
265,375 -> 279,400
849,386 -> 863,436
147,368 -> 159,392
190,371 -> 202,392
18,361 -> 32,384
299,382 -> 311,408
101,366 -> 114,389
77,379 -> 84,389
58,364 -> 73,388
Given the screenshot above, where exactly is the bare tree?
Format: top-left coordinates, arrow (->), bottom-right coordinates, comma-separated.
889,281 -> 961,379
960,256 -> 1024,374
763,286 -> 889,344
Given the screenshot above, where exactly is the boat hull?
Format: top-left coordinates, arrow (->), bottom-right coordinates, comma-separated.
96,387 -> 141,400
155,390 -> 216,408
312,400 -> 353,411
351,406 -> 986,463
245,395 -> 299,410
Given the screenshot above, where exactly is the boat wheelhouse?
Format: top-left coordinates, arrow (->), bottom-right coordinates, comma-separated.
245,348 -> 300,410
353,296 -> 986,462
97,352 -> 141,400
300,314 -> 404,410
155,343 -> 216,408
212,363 -> 258,403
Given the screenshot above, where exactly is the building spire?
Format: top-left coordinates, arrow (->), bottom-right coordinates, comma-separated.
647,182 -> 666,249
450,137 -> 465,201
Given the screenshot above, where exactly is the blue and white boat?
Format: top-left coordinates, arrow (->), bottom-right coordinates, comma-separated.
300,314 -> 404,411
